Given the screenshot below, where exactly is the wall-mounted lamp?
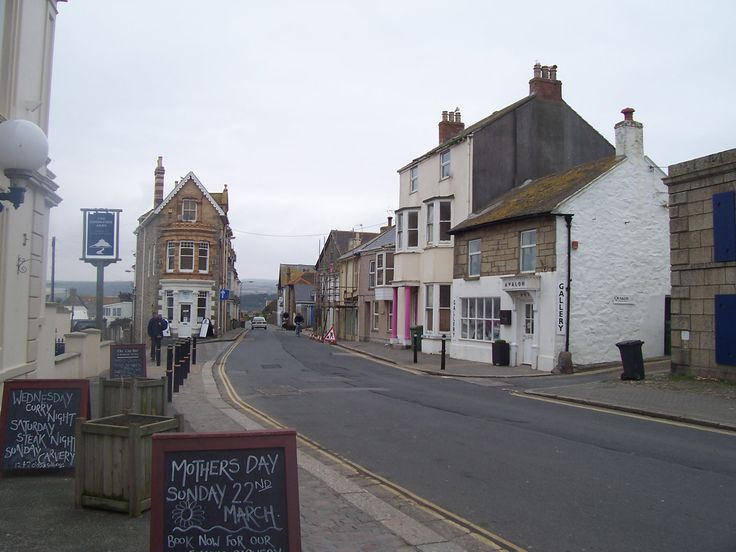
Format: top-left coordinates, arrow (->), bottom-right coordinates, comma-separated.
0,119 -> 49,212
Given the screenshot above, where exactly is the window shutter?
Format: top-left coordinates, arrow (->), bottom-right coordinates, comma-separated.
713,191 -> 736,262
715,294 -> 736,366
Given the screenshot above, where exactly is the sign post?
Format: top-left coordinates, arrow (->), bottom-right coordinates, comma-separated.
81,209 -> 122,331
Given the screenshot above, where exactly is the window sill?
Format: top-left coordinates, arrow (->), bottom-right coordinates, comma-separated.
464,275 -> 480,281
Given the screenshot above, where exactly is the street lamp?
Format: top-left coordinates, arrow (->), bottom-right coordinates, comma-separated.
0,119 -> 49,211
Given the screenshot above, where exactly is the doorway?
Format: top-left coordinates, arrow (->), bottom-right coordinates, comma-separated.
521,301 -> 535,365
179,303 -> 192,337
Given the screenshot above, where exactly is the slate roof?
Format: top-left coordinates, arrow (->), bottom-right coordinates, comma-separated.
317,230 -> 380,267
450,156 -> 623,234
278,264 -> 315,287
338,227 -> 395,261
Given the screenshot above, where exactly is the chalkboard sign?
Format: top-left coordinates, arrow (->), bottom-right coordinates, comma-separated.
110,344 -> 147,379
0,379 -> 89,471
150,430 -> 301,552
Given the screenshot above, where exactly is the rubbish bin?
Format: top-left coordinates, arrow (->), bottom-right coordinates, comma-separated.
616,340 -> 645,380
492,340 -> 510,366
410,326 -> 423,352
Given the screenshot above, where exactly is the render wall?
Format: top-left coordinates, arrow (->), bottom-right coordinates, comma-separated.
562,157 -> 670,364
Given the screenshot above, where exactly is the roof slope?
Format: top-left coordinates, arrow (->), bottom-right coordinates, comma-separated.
451,156 -> 623,233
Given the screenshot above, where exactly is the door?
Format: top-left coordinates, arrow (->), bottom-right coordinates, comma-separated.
179,303 -> 192,337
522,301 -> 535,365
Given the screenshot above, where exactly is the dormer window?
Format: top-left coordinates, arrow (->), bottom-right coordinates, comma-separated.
182,199 -> 197,222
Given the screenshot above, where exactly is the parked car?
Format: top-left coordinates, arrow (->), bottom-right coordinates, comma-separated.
72,319 -> 99,332
251,316 -> 267,330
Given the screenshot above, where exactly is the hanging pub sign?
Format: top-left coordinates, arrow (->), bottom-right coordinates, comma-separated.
81,208 -> 121,263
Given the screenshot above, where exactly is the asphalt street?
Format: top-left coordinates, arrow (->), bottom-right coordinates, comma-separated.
224,328 -> 736,552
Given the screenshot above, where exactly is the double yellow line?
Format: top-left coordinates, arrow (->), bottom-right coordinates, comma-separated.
215,335 -> 526,552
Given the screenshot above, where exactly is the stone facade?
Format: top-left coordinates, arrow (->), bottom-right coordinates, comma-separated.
664,148 -> 736,382
454,216 -> 557,279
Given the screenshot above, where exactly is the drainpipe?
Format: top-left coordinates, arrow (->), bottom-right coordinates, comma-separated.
564,214 -> 573,352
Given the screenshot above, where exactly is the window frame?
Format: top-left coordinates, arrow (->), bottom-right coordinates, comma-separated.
439,201 -> 452,242
198,242 -> 209,273
372,301 -> 380,331
440,150 -> 451,179
407,209 -> 419,248
368,260 -> 376,289
197,291 -> 208,323
376,251 -> 393,286
181,199 -> 197,222
468,238 -> 481,277
520,229 -> 537,273
460,297 -> 501,341
166,291 -> 174,321
179,241 -> 195,272
166,241 -> 176,272
426,202 -> 434,245
425,284 -> 434,332
387,300 -> 393,332
409,166 -> 418,193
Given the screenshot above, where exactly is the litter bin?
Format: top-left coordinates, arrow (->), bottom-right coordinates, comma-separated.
492,340 -> 510,366
616,340 -> 645,380
410,326 -> 423,352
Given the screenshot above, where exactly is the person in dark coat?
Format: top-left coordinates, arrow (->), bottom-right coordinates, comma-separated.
147,314 -> 167,360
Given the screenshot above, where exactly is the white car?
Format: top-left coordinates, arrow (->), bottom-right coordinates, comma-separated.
251,316 -> 267,330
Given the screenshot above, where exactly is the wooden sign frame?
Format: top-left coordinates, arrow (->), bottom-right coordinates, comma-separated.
110,343 -> 147,379
150,429 -> 301,552
0,379 -> 90,472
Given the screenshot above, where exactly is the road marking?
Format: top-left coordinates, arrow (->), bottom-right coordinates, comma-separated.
214,336 -> 526,552
511,391 -> 736,436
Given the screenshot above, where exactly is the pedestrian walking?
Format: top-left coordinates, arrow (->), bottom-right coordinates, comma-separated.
294,313 -> 304,336
147,313 -> 167,360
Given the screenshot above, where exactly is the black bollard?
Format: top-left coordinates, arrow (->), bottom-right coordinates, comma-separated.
183,338 -> 190,380
192,336 -> 197,365
155,336 -> 162,366
441,334 -> 446,371
173,342 -> 181,393
413,334 -> 418,364
166,344 -> 173,402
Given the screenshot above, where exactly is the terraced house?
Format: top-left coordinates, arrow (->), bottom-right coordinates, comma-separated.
391,63 -> 613,353
133,157 -> 240,340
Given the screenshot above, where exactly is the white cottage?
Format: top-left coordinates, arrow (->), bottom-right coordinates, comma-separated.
450,109 -> 670,371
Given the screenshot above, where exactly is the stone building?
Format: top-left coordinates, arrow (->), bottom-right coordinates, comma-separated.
664,148 -> 736,382
133,158 -> 240,340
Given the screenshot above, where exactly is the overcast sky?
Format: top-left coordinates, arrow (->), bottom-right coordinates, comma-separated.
47,0 -> 736,283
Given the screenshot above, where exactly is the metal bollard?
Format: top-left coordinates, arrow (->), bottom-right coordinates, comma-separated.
413,335 -> 418,364
192,336 -> 197,365
166,344 -> 173,402
173,342 -> 181,393
441,334 -> 446,371
183,338 -> 190,380
155,336 -> 162,366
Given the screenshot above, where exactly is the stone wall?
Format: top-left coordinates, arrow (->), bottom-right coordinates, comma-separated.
454,216 -> 557,279
665,148 -> 736,382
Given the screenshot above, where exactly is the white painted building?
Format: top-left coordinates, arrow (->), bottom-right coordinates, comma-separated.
451,109 -> 670,371
0,1 -> 64,384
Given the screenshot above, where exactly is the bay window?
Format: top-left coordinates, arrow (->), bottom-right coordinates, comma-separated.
179,241 -> 195,272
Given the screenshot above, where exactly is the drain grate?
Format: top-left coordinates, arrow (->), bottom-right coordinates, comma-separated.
261,364 -> 282,369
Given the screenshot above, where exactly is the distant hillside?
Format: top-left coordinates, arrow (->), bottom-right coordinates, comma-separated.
50,281 -> 133,298
240,279 -> 277,294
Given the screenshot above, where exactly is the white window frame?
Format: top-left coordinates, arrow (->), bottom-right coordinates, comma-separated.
409,166 -> 418,193
439,284 -> 451,333
198,242 -> 209,273
166,241 -> 176,272
440,150 -> 451,179
520,229 -> 537,273
396,212 -> 403,250
376,252 -> 393,286
166,290 -> 174,321
372,301 -> 379,331
425,284 -> 434,332
439,200 -> 452,242
368,260 -> 376,289
425,284 -> 451,334
387,300 -> 393,332
181,199 -> 197,222
468,238 -> 481,277
407,209 -> 419,248
179,241 -> 195,272
197,291 -> 208,323
426,203 -> 434,245
460,297 -> 501,341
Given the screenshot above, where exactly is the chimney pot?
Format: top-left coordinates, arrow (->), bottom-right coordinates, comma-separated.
549,64 -> 557,80
541,65 -> 550,79
154,156 -> 165,208
442,110 -> 448,121
533,62 -> 541,78
621,107 -> 635,121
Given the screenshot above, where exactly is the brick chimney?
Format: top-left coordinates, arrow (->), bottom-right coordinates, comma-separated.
529,62 -> 562,101
438,108 -> 465,144
154,156 -> 165,208
221,184 -> 229,213
614,107 -> 644,157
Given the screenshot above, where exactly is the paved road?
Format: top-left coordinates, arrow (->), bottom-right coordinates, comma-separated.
225,328 -> 736,552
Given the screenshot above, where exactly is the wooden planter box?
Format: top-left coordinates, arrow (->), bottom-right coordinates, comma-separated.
98,377 -> 167,417
74,413 -> 180,516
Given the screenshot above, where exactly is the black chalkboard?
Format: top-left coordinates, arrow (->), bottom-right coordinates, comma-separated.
110,344 -> 147,379
0,379 -> 89,471
150,430 -> 301,552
